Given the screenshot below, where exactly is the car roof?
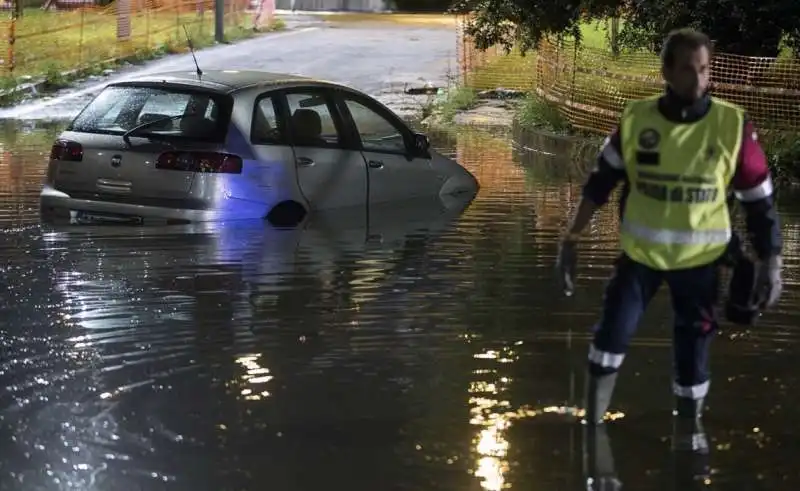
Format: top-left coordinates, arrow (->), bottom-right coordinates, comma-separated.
109,70 -> 352,94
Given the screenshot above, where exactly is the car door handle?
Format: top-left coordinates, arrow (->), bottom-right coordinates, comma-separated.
296,157 -> 315,167
368,160 -> 383,169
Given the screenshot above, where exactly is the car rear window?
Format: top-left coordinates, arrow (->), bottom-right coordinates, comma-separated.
68,85 -> 232,143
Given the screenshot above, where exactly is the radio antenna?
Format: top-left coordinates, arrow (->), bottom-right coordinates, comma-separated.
182,25 -> 203,80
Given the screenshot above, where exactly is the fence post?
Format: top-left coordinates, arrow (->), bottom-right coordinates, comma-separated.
117,0 -> 131,42
568,41 -> 578,119
215,0 -> 224,42
78,7 -> 85,66
7,0 -> 17,75
459,17 -> 467,86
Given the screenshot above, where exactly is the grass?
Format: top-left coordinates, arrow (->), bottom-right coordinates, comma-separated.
468,48 -> 537,92
466,19 -> 798,92
314,12 -> 457,27
0,8 -> 285,103
577,19 -> 797,58
433,86 -> 477,121
514,94 -> 570,134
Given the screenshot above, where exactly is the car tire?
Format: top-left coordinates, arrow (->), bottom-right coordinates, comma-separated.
266,200 -> 307,227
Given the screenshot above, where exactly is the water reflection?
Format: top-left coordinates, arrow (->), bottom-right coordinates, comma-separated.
236,354 -> 273,401
0,121 -> 799,489
469,346 -> 515,491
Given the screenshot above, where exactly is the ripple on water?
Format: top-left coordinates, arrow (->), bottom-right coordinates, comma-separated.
0,122 -> 799,489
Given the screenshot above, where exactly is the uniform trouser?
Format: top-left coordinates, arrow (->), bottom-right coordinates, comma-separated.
587,253 -> 718,401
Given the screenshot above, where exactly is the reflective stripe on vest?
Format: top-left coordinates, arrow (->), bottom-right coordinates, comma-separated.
621,220 -> 731,245
618,96 -> 744,271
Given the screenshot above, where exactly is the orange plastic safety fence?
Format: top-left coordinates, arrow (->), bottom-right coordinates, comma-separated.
0,0 -> 261,78
456,16 -> 800,134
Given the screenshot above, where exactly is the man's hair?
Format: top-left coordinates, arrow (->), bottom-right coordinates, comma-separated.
660,28 -> 713,68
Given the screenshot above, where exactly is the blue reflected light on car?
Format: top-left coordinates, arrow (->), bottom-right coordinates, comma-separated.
204,122 -> 295,221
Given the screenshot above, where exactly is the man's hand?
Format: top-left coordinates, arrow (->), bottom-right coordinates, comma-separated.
556,237 -> 578,296
750,255 -> 782,309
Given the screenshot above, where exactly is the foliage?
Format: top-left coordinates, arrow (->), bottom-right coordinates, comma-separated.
616,0 -> 800,58
786,25 -> 800,58
433,87 -> 477,122
514,94 -> 569,133
449,0 -> 621,54
454,0 -> 800,58
759,131 -> 800,184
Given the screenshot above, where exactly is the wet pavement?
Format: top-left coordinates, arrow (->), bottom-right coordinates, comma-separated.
0,14 -> 456,122
0,119 -> 799,490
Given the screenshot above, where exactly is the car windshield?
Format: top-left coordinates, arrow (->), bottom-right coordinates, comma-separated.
68,85 -> 231,142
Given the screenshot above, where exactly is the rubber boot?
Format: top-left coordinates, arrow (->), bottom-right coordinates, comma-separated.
583,372 -> 618,425
583,424 -> 622,490
671,396 -> 710,488
672,396 -> 708,453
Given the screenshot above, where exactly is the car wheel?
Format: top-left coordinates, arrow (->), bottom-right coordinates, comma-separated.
266,200 -> 307,227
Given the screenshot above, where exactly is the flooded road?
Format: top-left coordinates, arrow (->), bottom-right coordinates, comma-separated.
0,121 -> 800,490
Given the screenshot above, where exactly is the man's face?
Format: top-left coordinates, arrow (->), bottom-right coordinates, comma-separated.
663,45 -> 710,101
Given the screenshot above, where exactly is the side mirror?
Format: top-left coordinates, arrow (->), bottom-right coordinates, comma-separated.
413,133 -> 430,155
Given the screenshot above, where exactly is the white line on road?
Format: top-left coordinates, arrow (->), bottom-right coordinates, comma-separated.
0,27 -> 318,120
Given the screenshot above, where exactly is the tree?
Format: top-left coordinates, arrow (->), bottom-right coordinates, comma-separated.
454,0 -> 800,58
787,26 -> 800,58
451,0 -> 625,54
449,0 -> 622,54
618,0 -> 799,58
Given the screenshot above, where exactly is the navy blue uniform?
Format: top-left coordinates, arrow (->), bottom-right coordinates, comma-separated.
583,89 -> 782,400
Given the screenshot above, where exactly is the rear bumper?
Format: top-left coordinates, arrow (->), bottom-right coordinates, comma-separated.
39,185 -> 219,222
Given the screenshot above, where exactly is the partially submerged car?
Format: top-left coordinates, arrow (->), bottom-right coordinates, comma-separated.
39,70 -> 480,226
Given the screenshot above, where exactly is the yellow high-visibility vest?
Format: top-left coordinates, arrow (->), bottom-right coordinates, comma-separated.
619,95 -> 744,270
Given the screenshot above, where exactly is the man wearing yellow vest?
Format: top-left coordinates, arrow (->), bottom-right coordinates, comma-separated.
556,28 -> 783,433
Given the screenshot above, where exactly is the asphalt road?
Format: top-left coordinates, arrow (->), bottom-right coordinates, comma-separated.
0,15 -> 457,121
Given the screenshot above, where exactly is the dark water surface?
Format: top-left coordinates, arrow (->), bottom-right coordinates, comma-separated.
0,121 -> 799,490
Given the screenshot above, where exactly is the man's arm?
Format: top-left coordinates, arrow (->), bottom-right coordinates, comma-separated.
564,128 -> 626,237
732,118 -> 782,260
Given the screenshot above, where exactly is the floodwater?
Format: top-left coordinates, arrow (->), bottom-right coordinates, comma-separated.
0,120 -> 799,490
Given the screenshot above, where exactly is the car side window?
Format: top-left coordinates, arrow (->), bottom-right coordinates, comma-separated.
94,97 -> 128,128
252,94 -> 283,144
140,92 -> 188,118
343,98 -> 407,154
285,92 -> 341,148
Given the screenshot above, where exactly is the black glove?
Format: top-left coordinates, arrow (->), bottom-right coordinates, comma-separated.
556,238 -> 578,296
750,255 -> 782,309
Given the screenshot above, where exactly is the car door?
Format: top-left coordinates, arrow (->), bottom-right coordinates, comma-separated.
284,88 -> 367,212
241,91 -> 298,211
336,92 -> 440,205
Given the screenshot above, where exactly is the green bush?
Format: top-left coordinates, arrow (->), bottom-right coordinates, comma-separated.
761,131 -> 800,184
514,94 -> 570,133
434,87 -> 478,122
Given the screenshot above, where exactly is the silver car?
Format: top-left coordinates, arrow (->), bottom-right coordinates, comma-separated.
39,70 -> 479,226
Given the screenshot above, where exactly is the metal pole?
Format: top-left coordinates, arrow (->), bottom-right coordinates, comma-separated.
215,0 -> 224,43
8,0 -> 17,75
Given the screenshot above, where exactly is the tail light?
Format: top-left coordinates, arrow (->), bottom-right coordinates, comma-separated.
50,140 -> 83,161
156,151 -> 243,174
